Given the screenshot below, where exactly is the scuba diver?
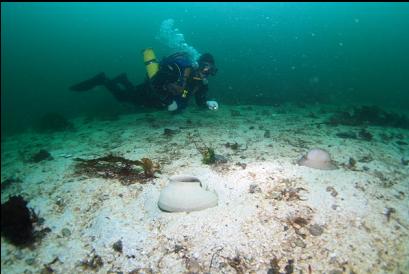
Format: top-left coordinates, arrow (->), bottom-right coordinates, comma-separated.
70,49 -> 219,113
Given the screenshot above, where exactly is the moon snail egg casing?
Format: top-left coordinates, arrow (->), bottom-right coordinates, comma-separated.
158,175 -> 218,212
298,148 -> 338,170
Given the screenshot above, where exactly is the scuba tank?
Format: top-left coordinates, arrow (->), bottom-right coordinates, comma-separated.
142,48 -> 159,79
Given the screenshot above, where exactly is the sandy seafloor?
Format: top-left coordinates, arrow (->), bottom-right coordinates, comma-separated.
1,104 -> 409,274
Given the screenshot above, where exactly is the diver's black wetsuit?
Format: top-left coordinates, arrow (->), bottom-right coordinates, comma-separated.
70,58 -> 209,111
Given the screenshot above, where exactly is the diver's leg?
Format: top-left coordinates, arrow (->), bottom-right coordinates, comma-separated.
104,74 -> 139,103
69,72 -> 107,92
104,74 -> 160,108
70,72 -> 136,103
110,73 -> 135,92
106,73 -> 168,108
132,80 -> 168,108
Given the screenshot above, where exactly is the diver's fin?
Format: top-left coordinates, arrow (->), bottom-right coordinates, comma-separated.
70,72 -> 107,92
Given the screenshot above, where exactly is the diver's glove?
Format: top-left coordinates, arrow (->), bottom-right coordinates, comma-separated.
206,100 -> 219,110
167,100 -> 178,112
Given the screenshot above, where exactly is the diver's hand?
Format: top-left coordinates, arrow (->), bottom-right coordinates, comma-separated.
206,100 -> 218,110
167,100 -> 178,112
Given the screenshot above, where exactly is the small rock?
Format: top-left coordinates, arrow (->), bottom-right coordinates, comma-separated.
326,186 -> 338,197
90,255 -> 103,269
294,238 -> 306,248
186,258 -> 201,272
347,157 -> 356,169
40,266 -> 54,274
113,240 -> 123,253
215,154 -> 228,164
384,207 -> 396,222
308,224 -> 324,236
249,184 -> 261,194
224,142 -> 239,150
14,250 -> 24,260
329,255 -> 338,264
284,259 -> 294,274
61,228 -> 71,237
25,258 -> 36,265
329,270 -> 343,274
359,155 -> 373,163
270,192 -> 282,200
174,244 -> 184,253
129,268 -> 153,274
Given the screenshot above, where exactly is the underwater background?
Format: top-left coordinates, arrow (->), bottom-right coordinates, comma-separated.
2,2 -> 409,136
2,3 -> 409,273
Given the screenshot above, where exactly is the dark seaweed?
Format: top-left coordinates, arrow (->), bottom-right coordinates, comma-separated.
1,177 -> 22,191
327,105 -> 409,129
34,112 -> 74,133
163,128 -> 180,137
336,131 -> 357,139
30,149 -> 53,163
358,129 -> 373,141
1,196 -> 36,246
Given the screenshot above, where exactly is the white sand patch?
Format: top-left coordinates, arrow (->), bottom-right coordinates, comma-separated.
2,104 -> 408,273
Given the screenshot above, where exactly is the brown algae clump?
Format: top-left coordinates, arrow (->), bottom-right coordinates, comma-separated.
74,154 -> 159,185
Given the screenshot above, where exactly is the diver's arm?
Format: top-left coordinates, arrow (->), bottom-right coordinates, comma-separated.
195,85 -> 209,107
180,67 -> 191,93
